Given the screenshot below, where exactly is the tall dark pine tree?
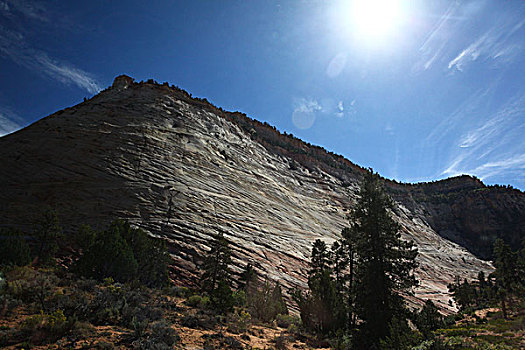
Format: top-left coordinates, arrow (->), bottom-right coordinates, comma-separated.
33,209 -> 63,266
294,239 -> 346,334
201,232 -> 234,313
350,171 -> 418,348
239,263 -> 257,291
340,226 -> 359,329
492,239 -> 520,319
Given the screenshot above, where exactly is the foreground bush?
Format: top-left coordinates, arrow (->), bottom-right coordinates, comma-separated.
0,229 -> 31,267
75,220 -> 169,287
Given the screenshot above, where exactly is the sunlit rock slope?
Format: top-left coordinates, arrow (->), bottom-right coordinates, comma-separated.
3,76 -> 520,312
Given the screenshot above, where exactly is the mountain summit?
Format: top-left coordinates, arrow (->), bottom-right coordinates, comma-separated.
1,76 -> 523,311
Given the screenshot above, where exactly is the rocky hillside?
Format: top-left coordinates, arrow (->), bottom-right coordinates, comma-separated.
387,178 -> 525,261
3,75 -> 521,312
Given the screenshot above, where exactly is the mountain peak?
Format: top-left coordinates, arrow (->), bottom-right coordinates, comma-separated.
111,74 -> 135,90
3,77 -> 524,312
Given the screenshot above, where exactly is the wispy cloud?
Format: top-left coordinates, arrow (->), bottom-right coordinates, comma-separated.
414,2 -> 460,72
448,14 -> 524,72
467,154 -> 525,180
424,86 -> 494,146
440,92 -> 525,182
414,2 -> 524,73
0,1 -> 101,94
0,26 -> 101,94
0,0 -> 49,22
0,106 -> 24,136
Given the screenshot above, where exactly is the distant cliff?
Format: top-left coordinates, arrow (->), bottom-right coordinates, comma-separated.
387,177 -> 525,260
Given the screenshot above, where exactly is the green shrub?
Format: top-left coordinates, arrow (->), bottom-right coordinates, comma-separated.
32,209 -> 63,266
275,314 -> 298,328
0,229 -> 31,266
232,290 -> 246,307
147,320 -> 180,348
75,223 -> 137,283
274,333 -> 291,350
248,280 -> 287,323
122,223 -> 170,288
168,286 -> 192,298
227,309 -> 251,333
70,321 -> 95,339
185,294 -> 211,309
415,300 -> 445,338
6,267 -> 58,310
210,280 -> 235,314
131,315 -> 149,339
75,220 -> 169,287
0,293 -> 22,317
74,224 -> 97,251
22,309 -> 70,342
438,327 -> 472,337
187,295 -> 204,307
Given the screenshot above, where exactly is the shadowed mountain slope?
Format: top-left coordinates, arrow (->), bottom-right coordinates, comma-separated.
2,75 -> 522,311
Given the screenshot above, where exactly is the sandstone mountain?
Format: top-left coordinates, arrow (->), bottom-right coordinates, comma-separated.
1,76 -> 523,312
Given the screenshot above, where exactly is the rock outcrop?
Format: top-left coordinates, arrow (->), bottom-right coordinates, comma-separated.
2,76 -> 521,312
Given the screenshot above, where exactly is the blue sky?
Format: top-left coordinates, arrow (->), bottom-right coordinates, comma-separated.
1,1 -> 524,190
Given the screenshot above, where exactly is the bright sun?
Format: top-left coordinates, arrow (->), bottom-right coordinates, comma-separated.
349,0 -> 404,41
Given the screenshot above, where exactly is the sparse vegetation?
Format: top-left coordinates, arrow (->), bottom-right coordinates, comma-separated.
75,220 -> 169,287
0,229 -> 31,267
1,172 -> 524,349
295,171 -> 420,348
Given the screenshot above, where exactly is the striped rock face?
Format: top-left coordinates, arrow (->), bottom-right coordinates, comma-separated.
1,77 -> 508,313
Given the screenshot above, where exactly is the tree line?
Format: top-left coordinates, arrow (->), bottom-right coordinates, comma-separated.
2,171 -> 524,349
448,238 -> 525,320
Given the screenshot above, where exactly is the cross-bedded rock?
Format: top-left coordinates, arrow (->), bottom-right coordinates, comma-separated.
3,76 -> 517,313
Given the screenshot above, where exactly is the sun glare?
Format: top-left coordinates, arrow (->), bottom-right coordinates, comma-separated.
349,0 -> 404,41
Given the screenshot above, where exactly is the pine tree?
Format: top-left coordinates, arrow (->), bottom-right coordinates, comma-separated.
119,220 -> 170,288
492,239 -> 520,319
310,239 -> 331,274
201,232 -> 234,313
415,300 -> 444,339
350,171 -> 418,348
239,263 -> 256,291
75,222 -> 138,282
340,226 -> 360,329
448,277 -> 477,311
33,209 -> 63,265
249,278 -> 288,322
520,239 -> 525,294
295,239 -> 346,334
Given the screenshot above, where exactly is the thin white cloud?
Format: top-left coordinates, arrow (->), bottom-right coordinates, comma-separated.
440,93 -> 525,181
0,26 -> 101,94
470,154 -> 525,179
1,0 -> 49,21
335,100 -> 344,118
414,2 -> 460,72
0,106 -> 24,136
292,98 -> 321,130
35,53 -> 102,94
448,15 -> 524,72
424,86 -> 494,146
414,2 -> 524,73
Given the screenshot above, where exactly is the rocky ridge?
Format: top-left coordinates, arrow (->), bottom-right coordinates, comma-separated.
2,75 -> 518,312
